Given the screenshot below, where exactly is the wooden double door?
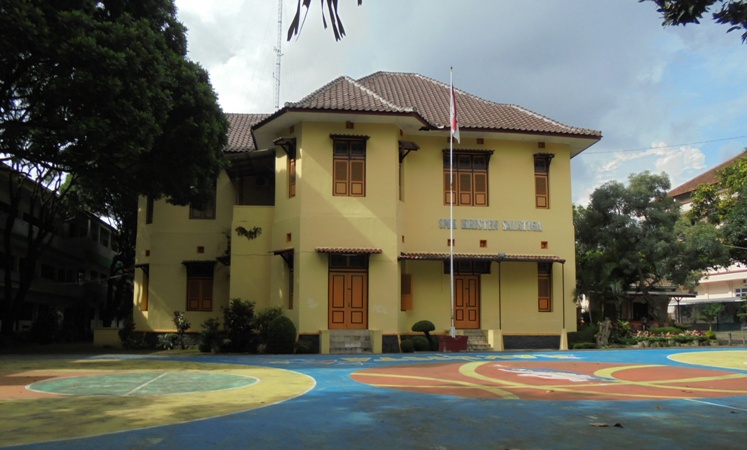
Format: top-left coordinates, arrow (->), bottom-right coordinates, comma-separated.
328,269 -> 368,329
454,275 -> 480,329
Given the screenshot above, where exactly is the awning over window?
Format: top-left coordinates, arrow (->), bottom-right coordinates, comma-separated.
316,247 -> 382,255
181,260 -> 217,268
398,252 -> 565,263
271,248 -> 294,269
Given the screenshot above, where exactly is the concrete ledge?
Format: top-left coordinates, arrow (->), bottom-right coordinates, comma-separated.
93,328 -> 121,348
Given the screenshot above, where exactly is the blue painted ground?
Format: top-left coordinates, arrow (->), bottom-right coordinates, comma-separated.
6,348 -> 747,449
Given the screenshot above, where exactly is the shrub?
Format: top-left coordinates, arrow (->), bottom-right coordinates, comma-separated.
412,336 -> 430,351
265,316 -> 297,354
568,323 -> 598,347
294,340 -> 314,354
705,330 -> 717,340
400,339 -> 415,353
254,306 -> 285,350
199,318 -> 223,353
158,333 -> 179,350
223,299 -> 256,352
411,320 -> 437,350
573,342 -> 597,349
649,327 -> 682,335
172,311 -> 191,349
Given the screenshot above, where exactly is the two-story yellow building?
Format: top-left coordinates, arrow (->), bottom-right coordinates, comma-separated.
133,72 -> 601,353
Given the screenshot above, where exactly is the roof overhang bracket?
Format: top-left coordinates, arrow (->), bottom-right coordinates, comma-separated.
274,137 -> 297,159
399,140 -> 420,162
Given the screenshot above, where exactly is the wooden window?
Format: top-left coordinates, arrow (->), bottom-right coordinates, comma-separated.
332,139 -> 366,197
141,266 -> 149,312
146,197 -> 154,224
538,262 -> 552,312
444,153 -> 488,206
401,273 -> 413,311
534,155 -> 550,209
189,192 -> 216,219
288,156 -> 297,198
186,264 -> 214,311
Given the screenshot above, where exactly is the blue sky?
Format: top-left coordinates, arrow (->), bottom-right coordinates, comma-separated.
175,0 -> 747,204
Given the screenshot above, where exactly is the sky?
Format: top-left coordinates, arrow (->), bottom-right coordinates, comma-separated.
174,0 -> 747,205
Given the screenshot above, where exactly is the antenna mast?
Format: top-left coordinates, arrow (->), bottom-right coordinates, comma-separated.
274,0 -> 283,110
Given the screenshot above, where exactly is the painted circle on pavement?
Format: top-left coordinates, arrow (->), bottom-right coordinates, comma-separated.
29,372 -> 258,396
0,359 -> 315,447
668,350 -> 747,371
351,360 -> 747,401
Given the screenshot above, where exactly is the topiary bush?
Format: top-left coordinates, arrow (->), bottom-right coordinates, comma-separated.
400,339 -> 415,353
411,320 -> 437,350
265,316 -> 296,354
412,336 -> 430,351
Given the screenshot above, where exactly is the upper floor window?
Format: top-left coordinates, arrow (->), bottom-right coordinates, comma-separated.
443,151 -> 490,206
331,136 -> 368,197
189,192 -> 216,220
145,197 -> 154,224
534,154 -> 554,209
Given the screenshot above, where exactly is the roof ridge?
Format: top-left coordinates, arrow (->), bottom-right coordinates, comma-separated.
349,76 -> 414,113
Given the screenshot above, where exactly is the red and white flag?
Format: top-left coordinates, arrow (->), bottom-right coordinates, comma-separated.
450,69 -> 460,143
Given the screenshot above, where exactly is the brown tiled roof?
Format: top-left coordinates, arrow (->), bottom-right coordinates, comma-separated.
281,72 -> 601,139
225,113 -> 269,152
668,152 -> 746,198
398,252 -> 565,263
316,247 -> 383,254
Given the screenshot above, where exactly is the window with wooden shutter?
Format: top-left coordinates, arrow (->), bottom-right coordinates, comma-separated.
401,273 -> 413,311
443,151 -> 491,206
332,137 -> 367,197
537,262 -> 552,312
534,154 -> 552,209
288,156 -> 296,198
185,263 -> 214,311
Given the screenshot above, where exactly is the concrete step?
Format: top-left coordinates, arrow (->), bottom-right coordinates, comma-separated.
329,330 -> 372,354
461,329 -> 492,352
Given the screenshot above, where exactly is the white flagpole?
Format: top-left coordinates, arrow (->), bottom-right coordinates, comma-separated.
449,67 -> 456,339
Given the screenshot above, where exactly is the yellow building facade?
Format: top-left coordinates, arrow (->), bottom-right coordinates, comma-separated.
133,72 -> 601,353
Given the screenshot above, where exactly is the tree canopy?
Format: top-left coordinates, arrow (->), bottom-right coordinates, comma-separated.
687,150 -> 747,265
645,0 -> 747,42
575,171 -> 728,323
0,0 -> 228,335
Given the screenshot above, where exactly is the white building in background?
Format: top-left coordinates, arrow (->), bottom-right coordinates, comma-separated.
668,153 -> 747,329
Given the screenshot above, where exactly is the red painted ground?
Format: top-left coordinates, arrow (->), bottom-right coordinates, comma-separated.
351,360 -> 747,401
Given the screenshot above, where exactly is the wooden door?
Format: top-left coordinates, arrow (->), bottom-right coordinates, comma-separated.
455,275 -> 480,328
329,271 -> 368,329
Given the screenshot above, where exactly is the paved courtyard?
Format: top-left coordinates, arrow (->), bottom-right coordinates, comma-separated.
2,347 -> 747,449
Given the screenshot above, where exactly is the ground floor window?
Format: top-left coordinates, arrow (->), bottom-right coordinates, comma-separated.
538,262 -> 552,312
186,263 -> 214,311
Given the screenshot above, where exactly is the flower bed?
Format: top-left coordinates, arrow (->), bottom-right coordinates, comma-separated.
633,329 -> 711,347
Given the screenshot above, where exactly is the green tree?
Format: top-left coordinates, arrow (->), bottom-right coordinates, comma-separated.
0,0 -> 228,336
688,151 -> 747,265
575,172 -> 728,324
644,0 -> 747,42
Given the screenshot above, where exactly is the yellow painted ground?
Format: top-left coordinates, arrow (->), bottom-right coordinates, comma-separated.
0,358 -> 314,447
669,350 -> 747,371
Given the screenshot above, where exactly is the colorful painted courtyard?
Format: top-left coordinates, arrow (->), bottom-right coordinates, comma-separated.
2,348 -> 747,449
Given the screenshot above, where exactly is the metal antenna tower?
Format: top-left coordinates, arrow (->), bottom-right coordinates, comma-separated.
273,0 -> 283,111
